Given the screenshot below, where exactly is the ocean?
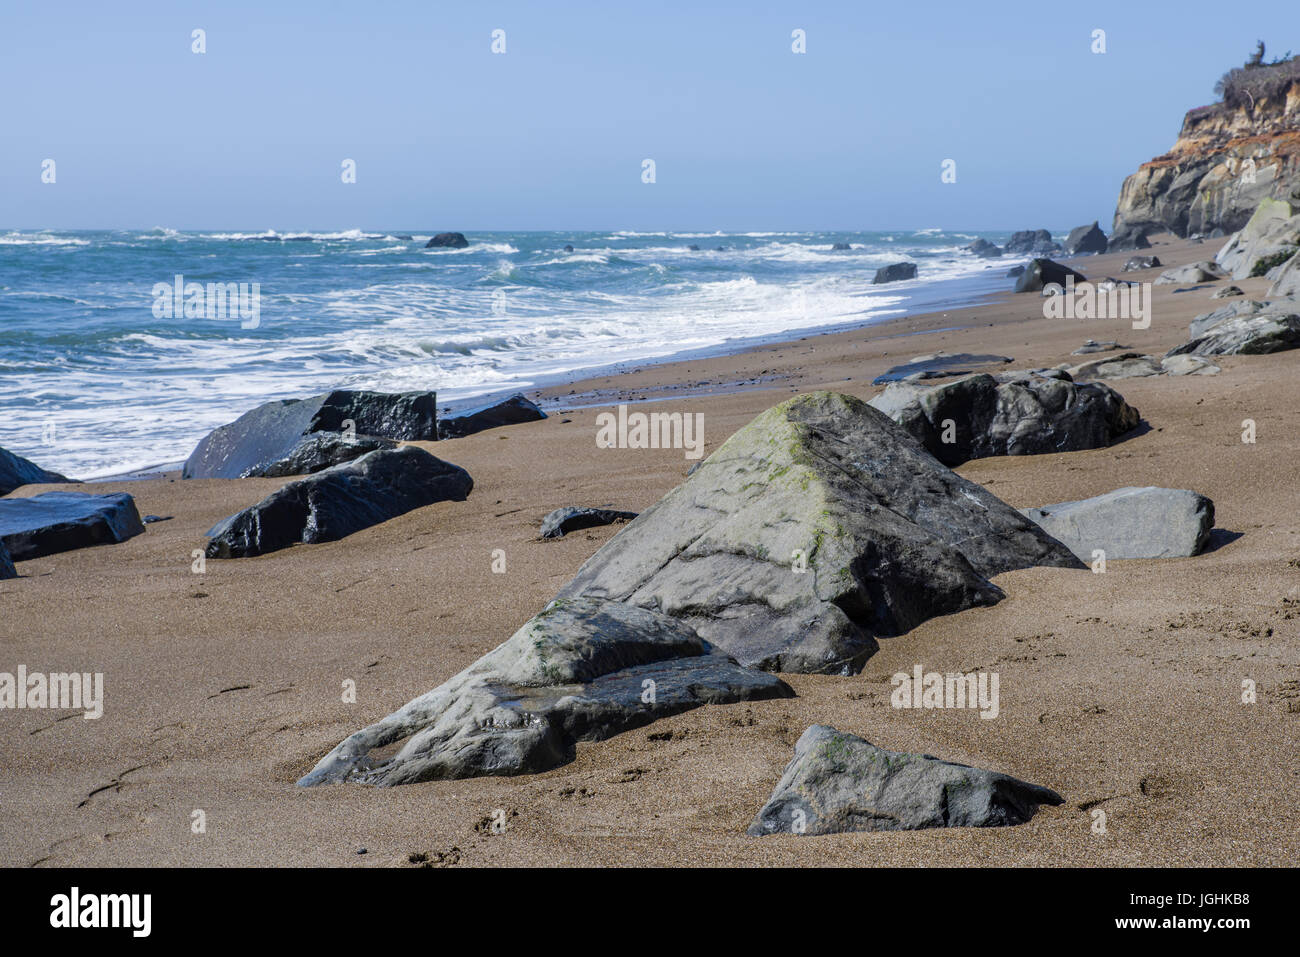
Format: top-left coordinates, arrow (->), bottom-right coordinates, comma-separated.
0,228 -> 1035,478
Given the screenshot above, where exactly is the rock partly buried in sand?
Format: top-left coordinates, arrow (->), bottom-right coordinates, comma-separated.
1154,261 -> 1228,285
872,262 -> 917,284
541,506 -> 638,540
0,491 -> 145,562
0,446 -> 73,496
1065,221 -> 1108,255
298,597 -> 793,785
1188,299 -> 1264,339
1004,229 -> 1059,255
1161,354 -> 1220,376
1211,285 -> 1245,299
1021,487 -> 1215,560
1013,258 -> 1086,293
868,372 -> 1140,467
205,446 -> 471,559
425,232 -> 469,249
184,390 -> 438,480
1122,255 -> 1161,272
1065,353 -> 1163,382
747,725 -> 1064,835
1168,303 -> 1300,356
1267,251 -> 1300,298
871,352 -> 1013,385
0,540 -> 14,580
437,393 -> 547,440
1072,339 -> 1127,355
553,392 -> 1081,675
249,434 -> 398,478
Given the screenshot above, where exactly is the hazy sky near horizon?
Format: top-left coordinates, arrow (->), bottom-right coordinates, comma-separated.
2,0 -> 1293,232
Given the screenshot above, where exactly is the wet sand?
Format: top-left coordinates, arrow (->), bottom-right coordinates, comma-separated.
3,236 -> 1298,867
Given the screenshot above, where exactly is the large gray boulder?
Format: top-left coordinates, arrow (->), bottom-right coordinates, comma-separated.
251,433 -> 397,478
966,238 -> 1002,258
1013,258 -> 1087,293
1168,303 -> 1300,356
1065,221 -> 1108,255
873,262 -> 917,284
1267,251 -> 1300,298
747,725 -> 1064,835
1215,199 -> 1300,280
1004,230 -> 1059,255
438,393 -> 546,440
1108,226 -> 1151,252
0,491 -> 144,562
182,390 -> 438,480
554,392 -> 1081,675
1188,299 -> 1265,339
1021,486 -> 1214,560
425,232 -> 469,249
868,372 -> 1140,467
205,446 -> 471,559
0,446 -> 72,496
298,598 -> 793,786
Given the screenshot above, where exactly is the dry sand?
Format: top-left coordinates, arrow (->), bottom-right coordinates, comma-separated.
3,236 -> 1298,867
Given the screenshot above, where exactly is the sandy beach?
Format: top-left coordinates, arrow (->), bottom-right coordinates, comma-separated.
3,234 -> 1297,867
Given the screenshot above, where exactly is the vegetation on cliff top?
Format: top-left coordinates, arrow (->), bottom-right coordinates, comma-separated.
1214,41 -> 1299,110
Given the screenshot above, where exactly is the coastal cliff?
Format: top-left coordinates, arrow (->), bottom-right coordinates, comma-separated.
1113,50 -> 1300,238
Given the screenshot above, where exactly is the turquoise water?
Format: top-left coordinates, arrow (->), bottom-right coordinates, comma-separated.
0,228 -> 1026,477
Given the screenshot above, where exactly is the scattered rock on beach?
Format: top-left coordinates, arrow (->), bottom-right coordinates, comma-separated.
183,389 -> 438,480
1122,255 -> 1162,272
1013,258 -> 1087,293
1072,339 -> 1127,355
1021,486 -> 1215,560
298,597 -> 793,786
872,352 -> 1013,385
1065,221 -> 1108,255
204,446 -> 472,559
1161,354 -> 1220,376
425,232 -> 469,249
1065,353 -> 1163,382
1107,225 -> 1151,252
248,434 -> 398,478
0,491 -> 145,562
747,725 -> 1064,836
541,506 -> 638,539
873,262 -> 917,284
437,394 -> 547,440
1155,261 -> 1228,285
1211,285 -> 1245,298
554,392 -> 1081,674
868,372 -> 1139,466
1,446 -> 73,496
1004,229 -> 1059,255
1169,302 -> 1300,356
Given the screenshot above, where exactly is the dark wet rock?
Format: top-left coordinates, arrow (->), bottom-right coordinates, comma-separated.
1,446 -> 73,496
249,433 -> 397,478
1154,261 -> 1228,285
1065,221 -> 1108,255
437,393 -> 546,440
1013,258 -> 1087,293
1167,303 -> 1300,356
868,372 -> 1140,466
541,506 -> 638,539
966,238 -> 1002,258
687,244 -> 701,251
1211,285 -> 1245,298
425,232 -> 469,249
554,392 -> 1081,675
747,725 -> 1064,835
205,446 -> 472,559
873,262 -> 917,284
1122,255 -> 1162,272
1004,229 -> 1060,255
1107,225 -> 1151,252
563,244 -> 575,252
0,491 -> 145,562
1064,353 -> 1162,382
1021,486 -> 1214,560
0,540 -> 14,579
182,389 -> 437,480
394,235 -> 414,241
871,353 -> 1013,385
1072,339 -> 1127,355
831,242 -> 851,251
1006,265 -> 1026,278
298,597 -> 793,786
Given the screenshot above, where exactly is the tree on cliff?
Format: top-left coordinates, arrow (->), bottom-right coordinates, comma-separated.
1215,44 -> 1300,110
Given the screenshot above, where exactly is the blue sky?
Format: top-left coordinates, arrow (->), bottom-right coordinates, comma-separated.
1,0 -> 1292,231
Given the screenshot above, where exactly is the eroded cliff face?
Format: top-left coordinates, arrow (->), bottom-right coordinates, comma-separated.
1113,81 -> 1300,238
